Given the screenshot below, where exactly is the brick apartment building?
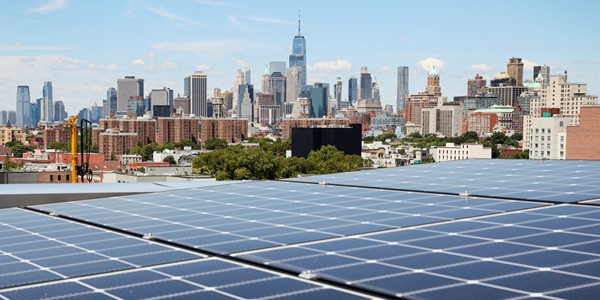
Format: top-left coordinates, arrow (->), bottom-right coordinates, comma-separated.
567,106 -> 600,160
201,118 -> 248,145
157,116 -> 199,145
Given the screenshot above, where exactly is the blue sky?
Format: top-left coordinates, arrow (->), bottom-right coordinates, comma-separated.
1,0 -> 599,115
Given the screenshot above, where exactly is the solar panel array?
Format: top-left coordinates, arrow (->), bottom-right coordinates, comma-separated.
286,160 -> 600,203
1,159 -> 600,299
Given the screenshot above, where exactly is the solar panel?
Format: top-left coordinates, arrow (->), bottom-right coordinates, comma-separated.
285,159 -> 600,202
0,258 -> 377,300
0,209 -> 203,289
31,181 -> 545,254
235,204 -> 600,299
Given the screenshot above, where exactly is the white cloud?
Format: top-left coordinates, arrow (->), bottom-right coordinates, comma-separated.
249,16 -> 293,25
131,59 -> 146,66
235,60 -> 250,68
196,64 -> 211,71
308,60 -> 352,72
145,6 -> 203,28
468,63 -> 492,73
146,52 -> 157,61
379,65 -> 391,72
522,59 -> 537,71
28,0 -> 67,13
226,15 -> 256,31
106,64 -> 119,71
193,0 -> 243,8
417,57 -> 447,72
161,61 -> 178,69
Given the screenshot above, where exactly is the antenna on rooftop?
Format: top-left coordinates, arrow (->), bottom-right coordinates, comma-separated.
298,10 -> 301,36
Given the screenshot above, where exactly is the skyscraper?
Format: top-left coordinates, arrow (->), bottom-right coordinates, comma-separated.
467,74 -> 486,96
30,103 -> 39,127
348,76 -> 358,105
244,67 -> 251,85
116,76 -> 144,112
184,76 -> 191,97
16,86 -> 31,129
533,65 -> 550,86
261,65 -> 270,94
397,66 -> 409,111
507,57 -> 524,86
289,12 -> 307,93
233,70 -> 245,112
54,101 -> 66,122
310,83 -> 328,118
42,81 -> 53,123
238,84 -> 254,121
359,67 -> 372,101
285,66 -> 301,104
107,87 -> 117,116
150,87 -> 174,115
426,66 -> 442,96
190,71 -> 208,117
269,61 -> 286,75
334,77 -> 342,110
268,72 -> 286,107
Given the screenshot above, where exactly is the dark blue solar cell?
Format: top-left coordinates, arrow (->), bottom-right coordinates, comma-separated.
542,205 -> 599,215
502,250 -> 598,268
282,254 -> 362,271
31,252 -> 105,268
0,270 -> 63,289
108,279 -> 199,300
285,219 -> 354,230
449,242 -> 540,258
485,271 -> 596,293
481,213 -> 550,225
77,238 -> 145,251
422,221 -> 496,233
97,244 -> 169,257
220,277 -> 315,299
404,235 -> 486,250
428,208 -> 494,219
16,246 -> 83,260
53,259 -> 131,277
384,252 -> 474,269
359,272 -> 460,295
40,227 -> 99,238
321,263 -> 409,281
431,261 -> 532,280
160,291 -> 236,300
321,223 -> 391,235
391,205 -> 453,214
264,231 -> 336,245
186,267 -> 273,287
564,240 -> 600,254
304,238 -> 381,252
2,234 -> 46,247
60,232 -> 121,244
82,270 -> 167,289
376,215 -> 444,227
466,226 -> 546,239
521,218 -> 598,230
177,233 -> 243,246
410,283 -> 525,300
156,260 -> 236,277
0,255 -> 19,264
235,226 -> 304,237
483,201 -> 542,211
558,261 -> 600,278
510,232 -> 596,247
276,288 -> 368,300
368,229 -> 443,242
201,239 -> 279,254
550,283 -> 600,300
343,244 -> 425,260
121,250 -> 199,266
153,228 -> 216,239
0,282 -> 91,300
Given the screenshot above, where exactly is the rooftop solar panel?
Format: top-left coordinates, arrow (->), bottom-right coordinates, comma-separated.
0,209 -> 203,289
0,258 -> 379,300
31,181 -> 545,254
235,204 -> 600,299
285,159 -> 600,202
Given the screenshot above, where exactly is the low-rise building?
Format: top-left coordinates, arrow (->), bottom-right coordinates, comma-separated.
430,143 -> 492,162
528,115 -> 574,160
566,106 -> 600,160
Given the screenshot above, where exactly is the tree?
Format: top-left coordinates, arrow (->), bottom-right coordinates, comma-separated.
163,155 -> 177,166
3,154 -> 18,171
109,153 -> 117,161
8,141 -> 34,158
90,144 -> 99,153
174,140 -> 200,150
204,138 -> 228,150
48,142 -> 69,151
511,132 -> 523,141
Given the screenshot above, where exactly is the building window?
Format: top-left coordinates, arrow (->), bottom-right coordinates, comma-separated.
58,175 -> 61,181
561,136 -> 565,142
547,136 -> 551,141
66,175 -> 70,182
50,175 -> 54,181
560,151 -> 564,157
548,129 -> 551,133
560,144 -> 564,149
560,121 -> 564,127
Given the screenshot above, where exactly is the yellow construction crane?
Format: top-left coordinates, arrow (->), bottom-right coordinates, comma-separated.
65,116 -> 79,183
65,116 -> 93,183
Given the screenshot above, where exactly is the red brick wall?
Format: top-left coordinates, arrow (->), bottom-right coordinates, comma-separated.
566,106 -> 600,160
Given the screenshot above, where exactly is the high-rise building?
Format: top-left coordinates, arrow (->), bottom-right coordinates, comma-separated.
173,96 -> 190,115
107,87 -> 117,116
348,76 -> 358,105
7,111 -> 16,125
359,67 -> 372,101
212,97 -> 225,119
310,83 -> 328,118
16,86 -> 31,129
0,111 -> 6,126
244,67 -> 251,85
190,71 -> 207,117
150,87 -> 174,115
261,65 -> 270,94
372,77 -> 380,103
425,66 -> 442,96
269,61 -> 286,75
117,76 -> 144,113
285,66 -> 301,105
533,65 -> 550,86
213,88 -> 221,98
184,76 -> 191,97
507,57 -> 524,86
396,66 -> 409,112
30,103 -> 39,127
268,72 -> 286,107
237,84 -> 254,121
334,77 -> 342,110
54,101 -> 66,122
42,81 -> 53,123
233,70 -> 245,112
467,74 -> 486,97
90,102 -> 104,124
289,13 -> 307,93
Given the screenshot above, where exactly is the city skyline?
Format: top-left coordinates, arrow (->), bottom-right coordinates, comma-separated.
1,0 -> 599,115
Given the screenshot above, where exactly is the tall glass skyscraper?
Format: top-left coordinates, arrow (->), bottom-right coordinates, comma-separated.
42,81 -> 53,122
348,76 -> 358,105
397,66 -> 409,112
310,83 -> 328,118
289,13 -> 307,93
16,86 -> 31,129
